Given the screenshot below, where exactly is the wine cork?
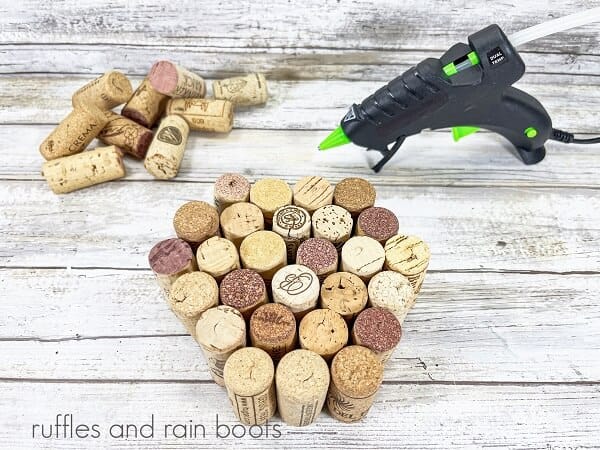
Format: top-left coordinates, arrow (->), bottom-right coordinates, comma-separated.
122,77 -> 169,128
173,201 -> 220,248
357,207 -> 399,245
367,271 -> 415,324
384,235 -> 431,295
213,73 -> 268,107
327,346 -> 383,423
168,271 -> 218,338
144,115 -> 190,179
352,307 -> 402,363
341,236 -> 385,282
250,178 -> 293,225
220,202 -> 264,248
223,347 -> 276,425
196,236 -> 240,282
250,303 -> 297,362
320,272 -> 368,321
292,176 -> 334,213
312,205 -> 353,251
166,98 -> 233,133
41,145 -> 125,194
148,238 -> 197,295
299,309 -> 348,361
195,305 -> 246,386
214,173 -> 251,212
333,177 -> 376,217
239,231 -> 287,282
276,350 -> 330,427
272,264 -> 320,319
98,111 -> 153,159
272,205 -> 311,263
220,269 -> 268,320
296,238 -> 338,281
39,106 -> 108,160
72,71 -> 133,110
148,61 -> 206,98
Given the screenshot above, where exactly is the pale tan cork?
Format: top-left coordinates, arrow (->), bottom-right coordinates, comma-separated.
168,271 -> 218,339
214,173 -> 251,212
276,349 -> 330,427
166,98 -> 233,133
144,115 -> 190,179
148,61 -> 206,98
250,178 -> 293,225
195,305 -> 246,386
173,201 -> 220,248
148,238 -> 197,296
98,111 -> 153,159
341,236 -> 385,282
384,234 -> 431,295
223,347 -> 276,425
41,145 -> 125,194
72,71 -> 133,110
320,272 -> 368,321
39,106 -> 108,161
299,309 -> 348,361
272,264 -> 320,320
239,231 -> 287,282
326,345 -> 383,423
333,177 -> 376,217
272,205 -> 311,263
312,205 -> 353,252
196,236 -> 240,282
220,202 -> 264,248
367,271 -> 415,324
213,73 -> 268,107
249,303 -> 297,362
292,176 -> 334,213
122,77 -> 169,128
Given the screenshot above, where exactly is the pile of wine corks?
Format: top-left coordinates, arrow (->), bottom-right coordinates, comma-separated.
39,63 -> 267,194
148,174 -> 431,427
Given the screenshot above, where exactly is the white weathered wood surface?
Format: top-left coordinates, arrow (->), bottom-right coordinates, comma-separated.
1,0 -> 599,448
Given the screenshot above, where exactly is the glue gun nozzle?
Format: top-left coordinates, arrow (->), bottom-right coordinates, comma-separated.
318,126 -> 351,151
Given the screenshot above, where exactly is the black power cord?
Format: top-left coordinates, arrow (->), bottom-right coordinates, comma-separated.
550,128 -> 600,144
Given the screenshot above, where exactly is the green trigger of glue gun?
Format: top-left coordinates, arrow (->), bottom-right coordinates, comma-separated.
319,10 -> 600,172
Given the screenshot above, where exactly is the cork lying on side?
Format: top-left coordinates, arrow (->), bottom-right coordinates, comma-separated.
72,70 -> 133,110
148,61 -> 206,98
144,115 -> 190,179
98,111 -> 154,159
122,77 -> 169,128
166,98 -> 233,133
213,73 -> 268,107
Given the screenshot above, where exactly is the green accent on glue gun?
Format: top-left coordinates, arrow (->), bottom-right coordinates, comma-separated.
452,126 -> 480,141
319,126 -> 351,150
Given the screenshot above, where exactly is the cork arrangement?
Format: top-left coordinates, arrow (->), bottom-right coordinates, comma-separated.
148,173 -> 431,427
39,64 -> 268,194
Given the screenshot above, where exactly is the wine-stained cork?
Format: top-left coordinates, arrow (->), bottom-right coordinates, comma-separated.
299,309 -> 348,361
224,347 -> 276,425
296,238 -> 338,281
166,98 -> 233,133
196,236 -> 240,282
220,269 -> 268,320
98,111 -> 153,159
144,115 -> 190,179
384,234 -> 430,294
320,272 -> 368,321
327,346 -> 383,423
122,78 -> 169,128
276,350 -> 330,427
220,202 -> 264,248
148,238 -> 197,294
239,231 -> 287,282
214,173 -> 251,212
312,205 -> 353,251
292,176 -> 334,213
341,236 -> 385,282
333,178 -> 376,217
173,201 -> 220,248
250,178 -> 292,225
250,303 -> 297,362
39,106 -> 108,160
72,71 -> 133,110
213,73 -> 268,107
272,264 -> 320,319
195,306 -> 246,386
367,271 -> 415,324
357,207 -> 399,245
148,61 -> 206,98
352,307 -> 402,363
168,271 -> 218,338
272,205 -> 311,263
41,145 -> 125,194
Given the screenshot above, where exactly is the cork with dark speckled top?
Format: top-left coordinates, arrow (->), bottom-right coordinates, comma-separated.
220,269 -> 268,319
333,178 -> 376,217
296,238 -> 338,282
173,201 -> 220,249
356,207 -> 399,245
250,303 -> 297,361
352,307 -> 402,363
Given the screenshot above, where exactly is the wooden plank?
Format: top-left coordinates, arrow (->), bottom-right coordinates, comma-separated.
1,381 -> 599,449
1,269 -> 599,382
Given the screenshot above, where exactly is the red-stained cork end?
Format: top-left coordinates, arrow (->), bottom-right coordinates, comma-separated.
353,307 -> 402,353
133,128 -> 154,159
220,269 -> 266,309
148,61 -> 179,95
148,238 -> 194,275
358,207 -> 399,242
296,238 -> 338,273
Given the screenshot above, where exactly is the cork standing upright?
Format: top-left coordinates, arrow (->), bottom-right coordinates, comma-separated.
196,236 -> 240,282
250,178 -> 293,226
173,201 -> 220,249
296,238 -> 339,282
292,176 -> 334,213
367,271 -> 415,324
356,207 -> 399,245
341,236 -> 385,281
384,234 -> 431,294
320,272 -> 368,321
352,307 -> 402,363
312,205 -> 353,251
148,238 -> 197,294
220,269 -> 268,320
250,303 -> 297,361
214,173 -> 251,212
272,205 -> 312,263
220,202 -> 265,248
299,309 -> 348,361
239,230 -> 287,282
333,178 -> 376,218
271,264 -> 320,319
